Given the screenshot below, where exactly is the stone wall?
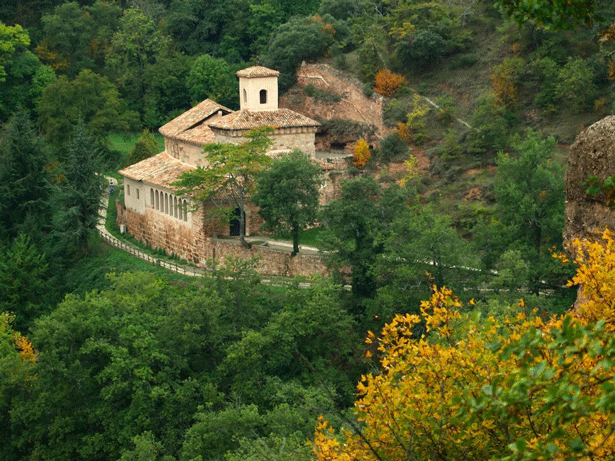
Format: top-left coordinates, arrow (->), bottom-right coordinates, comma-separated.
116,202 -> 327,277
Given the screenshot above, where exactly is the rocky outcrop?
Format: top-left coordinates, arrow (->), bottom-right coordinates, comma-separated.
280,64 -> 390,151
564,116 -> 615,247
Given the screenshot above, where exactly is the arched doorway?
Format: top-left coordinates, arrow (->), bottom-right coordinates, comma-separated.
229,207 -> 244,236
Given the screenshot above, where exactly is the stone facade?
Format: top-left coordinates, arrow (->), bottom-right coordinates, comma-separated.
117,202 -> 327,277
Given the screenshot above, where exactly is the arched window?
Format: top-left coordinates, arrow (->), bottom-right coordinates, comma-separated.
260,89 -> 267,104
150,189 -> 154,207
165,193 -> 169,214
169,195 -> 174,216
243,88 -> 247,103
174,197 -> 178,218
155,190 -> 159,210
183,200 -> 188,221
178,198 -> 183,220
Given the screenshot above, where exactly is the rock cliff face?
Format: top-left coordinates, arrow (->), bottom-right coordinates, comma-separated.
564,116 -> 615,247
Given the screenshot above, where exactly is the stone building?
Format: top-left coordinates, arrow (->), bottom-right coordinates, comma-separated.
117,66 -> 320,265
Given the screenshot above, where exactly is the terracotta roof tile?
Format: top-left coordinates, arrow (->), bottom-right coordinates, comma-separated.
236,66 -> 279,78
159,99 -> 232,139
208,109 -> 319,131
119,152 -> 195,189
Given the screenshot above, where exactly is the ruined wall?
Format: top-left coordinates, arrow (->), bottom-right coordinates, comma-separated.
116,202 -> 327,277
564,116 -> 615,246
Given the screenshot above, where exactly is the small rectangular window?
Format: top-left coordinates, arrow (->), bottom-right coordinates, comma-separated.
127,184 -> 130,196
136,188 -> 140,199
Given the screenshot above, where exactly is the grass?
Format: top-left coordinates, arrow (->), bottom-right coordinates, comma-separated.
266,227 -> 325,248
107,131 -> 165,165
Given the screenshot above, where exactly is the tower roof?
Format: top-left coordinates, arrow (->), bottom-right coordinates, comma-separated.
236,66 -> 280,78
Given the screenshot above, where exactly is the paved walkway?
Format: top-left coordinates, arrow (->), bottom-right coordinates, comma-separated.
97,177 -> 321,277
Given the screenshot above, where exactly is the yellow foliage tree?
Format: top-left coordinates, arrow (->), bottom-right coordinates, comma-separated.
373,69 -> 406,98
353,138 -> 371,169
491,58 -> 523,108
314,229 -> 615,461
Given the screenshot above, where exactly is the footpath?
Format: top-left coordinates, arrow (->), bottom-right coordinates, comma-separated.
97,177 -> 320,278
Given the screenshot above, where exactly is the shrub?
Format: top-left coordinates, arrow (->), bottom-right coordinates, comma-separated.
373,69 -> 406,98
353,138 -> 371,169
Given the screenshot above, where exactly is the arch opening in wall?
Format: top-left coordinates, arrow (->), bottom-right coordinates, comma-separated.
229,207 -> 244,236
150,189 -> 154,207
243,88 -> 247,103
260,89 -> 267,104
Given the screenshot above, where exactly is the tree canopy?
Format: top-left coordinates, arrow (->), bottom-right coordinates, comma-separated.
254,150 -> 322,256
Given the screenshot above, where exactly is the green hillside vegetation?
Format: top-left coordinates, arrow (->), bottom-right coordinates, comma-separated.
1,0 -> 615,460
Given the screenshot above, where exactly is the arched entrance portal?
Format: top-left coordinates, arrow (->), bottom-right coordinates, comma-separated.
229,207 -> 245,237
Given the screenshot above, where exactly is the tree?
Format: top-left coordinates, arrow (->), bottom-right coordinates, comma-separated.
0,234 -> 50,332
253,150 -> 322,256
0,21 -> 29,82
186,54 -> 237,108
556,57 -> 595,114
352,138 -> 371,169
172,127 -> 273,248
262,16 -> 331,90
128,129 -> 159,165
38,69 -> 139,148
494,0 -> 598,29
0,109 -> 52,243
106,8 -> 174,117
314,229 -> 615,461
372,206 -> 474,325
52,121 -> 103,255
493,129 -> 566,292
373,69 -> 405,97
320,178 -> 408,303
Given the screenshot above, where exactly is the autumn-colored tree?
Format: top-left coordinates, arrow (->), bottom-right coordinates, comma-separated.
353,138 -> 371,169
396,94 -> 429,145
314,229 -> 615,461
491,57 -> 522,108
373,69 -> 406,98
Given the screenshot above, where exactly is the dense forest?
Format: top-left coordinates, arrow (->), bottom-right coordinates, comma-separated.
2,0 -> 615,460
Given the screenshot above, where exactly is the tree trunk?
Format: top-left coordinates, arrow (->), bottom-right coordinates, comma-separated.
291,224 -> 300,257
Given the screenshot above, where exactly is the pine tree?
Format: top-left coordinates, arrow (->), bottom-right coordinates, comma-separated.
0,109 -> 52,243
53,120 -> 103,255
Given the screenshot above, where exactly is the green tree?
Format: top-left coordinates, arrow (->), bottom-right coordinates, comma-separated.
320,178 -> 408,303
9,273 -> 212,461
106,8 -> 174,118
0,109 -> 52,243
38,69 -> 138,149
128,129 -> 159,165
52,121 -> 103,255
172,127 -> 273,248
254,150 -> 322,256
0,21 -> 29,82
373,207 -> 474,325
494,0 -> 598,29
262,16 -> 331,90
493,130 -> 567,293
186,54 -> 237,108
0,234 -> 50,331
556,56 -> 595,114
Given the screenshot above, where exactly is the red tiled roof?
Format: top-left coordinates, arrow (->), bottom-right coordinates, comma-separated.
118,152 -> 195,189
208,109 -> 319,131
236,66 -> 279,78
159,99 -> 232,141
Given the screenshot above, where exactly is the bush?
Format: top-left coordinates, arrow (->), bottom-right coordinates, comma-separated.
378,132 -> 408,162
373,69 -> 406,97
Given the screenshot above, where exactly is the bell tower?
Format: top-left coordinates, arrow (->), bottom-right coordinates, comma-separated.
236,66 -> 279,111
